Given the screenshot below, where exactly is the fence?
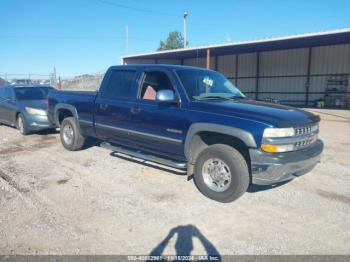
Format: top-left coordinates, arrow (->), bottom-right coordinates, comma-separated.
60,72 -> 105,91
0,73 -> 56,87
0,71 -> 105,91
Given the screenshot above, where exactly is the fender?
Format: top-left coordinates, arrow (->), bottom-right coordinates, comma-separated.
54,103 -> 82,131
184,123 -> 257,162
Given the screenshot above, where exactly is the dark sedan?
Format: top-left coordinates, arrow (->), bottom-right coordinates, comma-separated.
0,85 -> 55,135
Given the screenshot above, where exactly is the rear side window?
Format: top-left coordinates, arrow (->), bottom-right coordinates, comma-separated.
14,87 -> 48,101
104,70 -> 136,98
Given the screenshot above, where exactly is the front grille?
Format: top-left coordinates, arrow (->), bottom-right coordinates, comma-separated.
294,136 -> 317,149
294,123 -> 318,136
293,123 -> 319,150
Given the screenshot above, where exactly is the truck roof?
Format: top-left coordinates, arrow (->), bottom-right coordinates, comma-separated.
110,64 -> 215,71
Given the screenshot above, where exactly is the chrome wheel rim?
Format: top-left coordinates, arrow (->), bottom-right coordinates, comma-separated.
18,117 -> 24,134
202,158 -> 232,192
62,124 -> 74,145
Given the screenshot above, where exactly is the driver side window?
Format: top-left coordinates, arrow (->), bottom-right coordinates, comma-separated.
139,71 -> 174,101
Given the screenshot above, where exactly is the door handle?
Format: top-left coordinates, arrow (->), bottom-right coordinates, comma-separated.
100,103 -> 108,110
130,106 -> 141,114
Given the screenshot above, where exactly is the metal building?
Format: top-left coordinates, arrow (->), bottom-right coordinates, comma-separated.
122,28 -> 350,107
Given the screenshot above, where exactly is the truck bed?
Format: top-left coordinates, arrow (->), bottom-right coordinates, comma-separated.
48,89 -> 97,137
51,89 -> 98,96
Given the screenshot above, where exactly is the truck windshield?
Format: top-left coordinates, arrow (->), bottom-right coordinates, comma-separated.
176,68 -> 245,101
14,87 -> 50,101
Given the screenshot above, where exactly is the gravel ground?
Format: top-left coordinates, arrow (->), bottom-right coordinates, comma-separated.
0,109 -> 349,255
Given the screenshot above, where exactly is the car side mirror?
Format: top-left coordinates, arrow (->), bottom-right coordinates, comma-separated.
156,89 -> 177,103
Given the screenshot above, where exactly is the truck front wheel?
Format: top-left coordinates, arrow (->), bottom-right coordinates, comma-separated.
60,117 -> 85,151
194,144 -> 249,203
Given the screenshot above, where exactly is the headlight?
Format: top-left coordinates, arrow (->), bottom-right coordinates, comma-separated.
262,127 -> 295,153
25,107 -> 47,116
263,127 -> 295,138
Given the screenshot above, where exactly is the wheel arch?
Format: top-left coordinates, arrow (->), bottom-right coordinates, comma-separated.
184,123 -> 257,175
15,111 -> 25,125
54,104 -> 79,126
54,104 -> 83,135
15,111 -> 21,120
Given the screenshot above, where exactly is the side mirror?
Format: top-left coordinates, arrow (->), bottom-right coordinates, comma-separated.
156,89 -> 177,103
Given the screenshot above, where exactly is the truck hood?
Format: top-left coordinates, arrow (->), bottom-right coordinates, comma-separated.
190,99 -> 319,127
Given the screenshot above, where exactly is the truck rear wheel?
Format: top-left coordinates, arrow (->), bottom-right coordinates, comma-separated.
194,144 -> 249,203
60,117 -> 85,151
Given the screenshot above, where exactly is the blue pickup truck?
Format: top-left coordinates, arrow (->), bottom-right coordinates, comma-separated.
48,65 -> 323,202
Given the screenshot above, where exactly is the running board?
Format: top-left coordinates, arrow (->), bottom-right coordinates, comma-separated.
100,142 -> 187,169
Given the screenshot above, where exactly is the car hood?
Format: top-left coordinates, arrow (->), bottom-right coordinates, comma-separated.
17,100 -> 48,111
190,99 -> 319,127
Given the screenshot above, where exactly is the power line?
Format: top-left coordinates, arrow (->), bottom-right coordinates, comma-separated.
0,35 -> 116,39
0,73 -> 51,77
0,34 -> 159,42
95,0 -> 180,17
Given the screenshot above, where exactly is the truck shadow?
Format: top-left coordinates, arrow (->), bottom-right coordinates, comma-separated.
82,138 -> 101,150
0,124 -> 58,135
0,124 -> 59,136
34,128 -> 60,135
108,149 -> 293,191
148,225 -> 221,261
247,180 -> 292,193
109,152 -> 187,176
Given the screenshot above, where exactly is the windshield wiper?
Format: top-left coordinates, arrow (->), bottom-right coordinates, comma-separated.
195,95 -> 232,101
195,95 -> 245,101
227,95 -> 246,100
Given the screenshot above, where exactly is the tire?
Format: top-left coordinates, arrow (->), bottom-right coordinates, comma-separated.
193,144 -> 249,203
60,117 -> 85,151
17,113 -> 29,135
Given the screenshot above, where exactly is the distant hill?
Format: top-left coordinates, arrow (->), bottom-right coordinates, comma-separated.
61,74 -> 104,91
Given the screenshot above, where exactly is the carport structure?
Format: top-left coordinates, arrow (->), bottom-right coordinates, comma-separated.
122,28 -> 350,106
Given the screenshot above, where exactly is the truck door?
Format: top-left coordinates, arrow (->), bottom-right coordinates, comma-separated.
127,69 -> 188,161
94,69 -> 137,146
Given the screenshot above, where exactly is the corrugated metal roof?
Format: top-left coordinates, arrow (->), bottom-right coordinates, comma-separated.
122,28 -> 350,60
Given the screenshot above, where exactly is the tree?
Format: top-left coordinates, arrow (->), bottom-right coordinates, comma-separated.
157,31 -> 185,51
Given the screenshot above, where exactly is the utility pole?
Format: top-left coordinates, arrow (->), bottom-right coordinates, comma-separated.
53,67 -> 57,79
206,49 -> 211,69
58,76 -> 62,90
53,67 -> 57,87
125,24 -> 129,54
183,11 -> 188,48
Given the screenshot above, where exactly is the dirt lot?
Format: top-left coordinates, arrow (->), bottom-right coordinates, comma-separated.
0,109 -> 349,255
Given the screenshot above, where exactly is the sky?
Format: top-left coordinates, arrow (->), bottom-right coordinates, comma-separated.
0,0 -> 349,77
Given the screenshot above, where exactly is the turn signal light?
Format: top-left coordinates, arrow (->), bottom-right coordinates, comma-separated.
261,144 -> 278,153
261,144 -> 294,153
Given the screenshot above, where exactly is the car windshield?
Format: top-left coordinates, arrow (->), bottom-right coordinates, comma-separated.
176,68 -> 245,101
14,87 -> 50,101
